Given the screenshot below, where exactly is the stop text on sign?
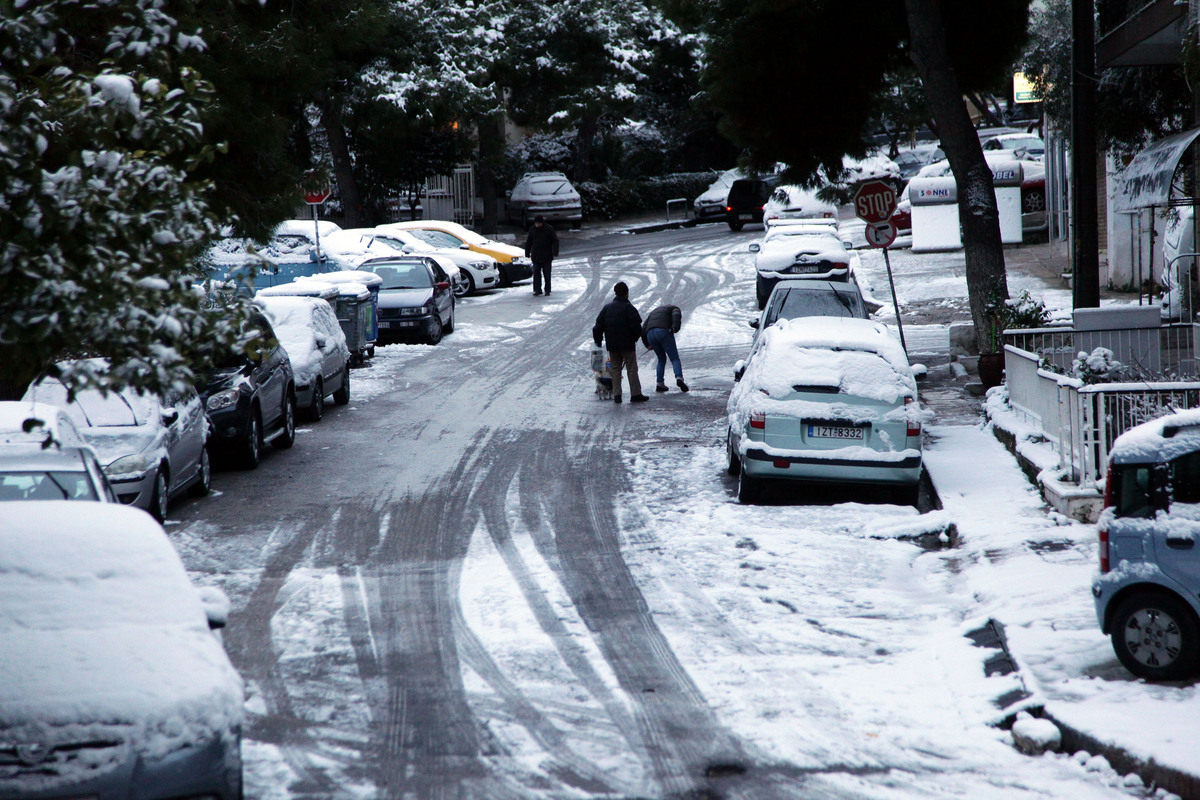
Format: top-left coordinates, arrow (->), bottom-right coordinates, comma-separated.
852,180 -> 897,224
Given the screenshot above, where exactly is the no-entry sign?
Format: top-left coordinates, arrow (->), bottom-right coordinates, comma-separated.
864,220 -> 897,249
853,180 -> 897,224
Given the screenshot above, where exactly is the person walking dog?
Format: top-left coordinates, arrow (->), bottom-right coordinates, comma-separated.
592,281 -> 648,404
523,215 -> 559,296
641,304 -> 688,393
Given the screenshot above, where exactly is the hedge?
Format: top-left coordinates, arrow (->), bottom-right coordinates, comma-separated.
577,173 -> 715,221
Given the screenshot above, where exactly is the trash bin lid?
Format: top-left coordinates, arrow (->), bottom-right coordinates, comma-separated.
331,283 -> 371,301
298,269 -> 383,289
255,281 -> 339,299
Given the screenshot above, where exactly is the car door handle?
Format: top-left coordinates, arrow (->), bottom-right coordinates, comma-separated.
1166,537 -> 1196,550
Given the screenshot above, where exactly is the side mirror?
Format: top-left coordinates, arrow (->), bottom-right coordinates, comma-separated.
748,244 -> 761,253
459,244 -> 470,250
197,586 -> 230,630
160,408 -> 179,426
308,246 -> 320,262
733,359 -> 746,382
749,319 -> 760,329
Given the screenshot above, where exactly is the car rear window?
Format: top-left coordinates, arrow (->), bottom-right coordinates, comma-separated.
1110,464 -> 1156,518
773,289 -> 864,321
531,181 -> 570,195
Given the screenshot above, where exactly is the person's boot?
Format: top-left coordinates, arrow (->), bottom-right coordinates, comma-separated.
676,378 -> 689,392
655,383 -> 669,392
630,394 -> 649,403
613,395 -> 622,404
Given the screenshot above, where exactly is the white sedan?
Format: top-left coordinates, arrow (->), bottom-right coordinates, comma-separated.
351,226 -> 501,296
749,226 -> 859,309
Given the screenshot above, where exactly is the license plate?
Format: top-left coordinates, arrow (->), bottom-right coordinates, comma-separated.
738,213 -> 752,220
789,264 -> 820,274
377,321 -> 391,329
807,424 -> 865,440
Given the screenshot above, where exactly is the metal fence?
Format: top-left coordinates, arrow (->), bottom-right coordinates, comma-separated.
1002,323 -> 1200,379
425,165 -> 475,227
1003,326 -> 1200,486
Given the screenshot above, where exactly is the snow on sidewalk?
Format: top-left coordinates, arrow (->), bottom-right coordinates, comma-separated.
925,422 -> 1200,788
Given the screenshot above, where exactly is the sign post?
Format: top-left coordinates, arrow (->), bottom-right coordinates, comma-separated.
304,187 -> 332,262
853,181 -> 907,356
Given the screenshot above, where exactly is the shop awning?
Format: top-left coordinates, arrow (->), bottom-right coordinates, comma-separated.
1111,127 -> 1200,212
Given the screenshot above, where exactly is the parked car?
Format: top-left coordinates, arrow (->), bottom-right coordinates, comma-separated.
0,447 -> 118,503
23,366 -> 211,521
693,168 -> 743,222
762,185 -> 839,226
506,171 -> 583,229
726,177 -> 779,231
1093,409 -> 1200,680
911,153 -> 1046,239
982,132 -> 1045,160
256,295 -> 351,421
748,227 -> 856,308
0,400 -> 90,450
200,309 -> 296,469
350,226 -> 501,296
893,145 -> 942,182
357,257 -> 455,345
750,279 -> 870,342
383,220 -> 533,286
891,183 -> 912,236
727,317 -> 922,505
0,501 -> 244,800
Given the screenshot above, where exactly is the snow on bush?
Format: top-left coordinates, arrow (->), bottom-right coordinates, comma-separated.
1071,347 -> 1123,384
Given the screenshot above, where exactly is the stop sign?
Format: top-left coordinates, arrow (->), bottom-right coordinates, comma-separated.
304,187 -> 332,205
853,180 -> 897,224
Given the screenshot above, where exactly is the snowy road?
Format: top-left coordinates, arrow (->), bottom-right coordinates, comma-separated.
168,226 -> 1141,799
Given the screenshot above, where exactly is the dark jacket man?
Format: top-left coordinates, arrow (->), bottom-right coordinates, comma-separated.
523,217 -> 559,295
593,290 -> 642,352
640,304 -> 682,347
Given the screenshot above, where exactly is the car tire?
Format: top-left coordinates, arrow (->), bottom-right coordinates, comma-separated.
452,273 -> 469,298
737,471 -> 762,504
444,301 -> 455,334
239,410 -> 262,470
333,367 -> 350,405
149,466 -> 170,521
729,221 -> 744,232
463,271 -> 476,295
188,446 -> 212,498
726,430 -> 741,476
273,390 -> 296,450
1111,591 -> 1200,681
308,379 -> 324,422
426,313 -> 444,345
756,277 -> 770,310
1023,189 -> 1045,214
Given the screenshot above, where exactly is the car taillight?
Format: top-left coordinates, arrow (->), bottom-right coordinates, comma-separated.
1098,527 -> 1110,573
725,206 -> 732,212
905,397 -> 921,437
750,411 -> 766,429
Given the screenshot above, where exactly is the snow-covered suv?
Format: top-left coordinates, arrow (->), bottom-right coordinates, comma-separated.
506,171 -> 583,229
1093,409 -> 1200,680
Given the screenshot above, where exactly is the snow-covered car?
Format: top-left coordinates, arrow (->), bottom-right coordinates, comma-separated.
762,184 -> 839,226
0,501 -> 244,800
893,145 -> 942,181
982,132 -> 1044,160
256,295 -> 351,421
750,279 -> 870,343
912,153 -> 1046,238
891,183 -> 912,236
748,227 -> 856,308
693,168 -> 743,221
366,225 -> 501,295
383,220 -> 533,287
0,447 -> 117,503
726,317 -> 922,505
23,366 -> 211,521
357,257 -> 455,345
206,221 -> 349,296
1093,409 -> 1200,680
199,309 -> 296,469
506,171 -> 583,229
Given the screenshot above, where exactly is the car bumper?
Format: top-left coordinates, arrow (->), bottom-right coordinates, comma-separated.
377,314 -> 434,338
206,405 -> 253,450
695,204 -> 726,220
742,446 -> 922,485
106,470 -> 156,510
530,207 -> 582,224
501,259 -> 534,281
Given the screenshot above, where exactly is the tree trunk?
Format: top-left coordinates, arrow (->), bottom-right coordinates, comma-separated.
905,0 -> 1009,353
476,113 -> 506,235
573,114 -> 599,183
320,100 -> 364,229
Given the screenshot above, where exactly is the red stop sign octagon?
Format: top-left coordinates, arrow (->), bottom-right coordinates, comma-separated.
304,188 -> 332,205
853,180 -> 897,224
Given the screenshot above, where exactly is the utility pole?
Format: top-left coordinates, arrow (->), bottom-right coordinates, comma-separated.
1072,0 -> 1100,308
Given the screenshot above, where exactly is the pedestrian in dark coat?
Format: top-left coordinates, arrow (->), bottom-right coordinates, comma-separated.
641,304 -> 688,392
592,281 -> 647,403
523,216 -> 559,296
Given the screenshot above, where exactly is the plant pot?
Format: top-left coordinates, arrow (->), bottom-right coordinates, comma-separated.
978,352 -> 1005,389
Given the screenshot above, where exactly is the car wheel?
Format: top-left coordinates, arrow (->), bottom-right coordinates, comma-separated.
273,390 -> 296,449
463,271 -> 476,295
426,313 -> 444,345
452,273 -> 469,298
1023,189 -> 1045,214
308,379 -> 324,422
729,221 -> 744,232
737,471 -> 761,504
755,277 -> 770,310
149,466 -> 170,521
333,367 -> 350,405
726,430 -> 741,476
444,301 -> 455,334
188,446 -> 212,498
239,410 -> 262,470
1111,592 -> 1200,681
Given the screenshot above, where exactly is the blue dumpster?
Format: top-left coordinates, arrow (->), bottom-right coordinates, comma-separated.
299,271 -> 381,365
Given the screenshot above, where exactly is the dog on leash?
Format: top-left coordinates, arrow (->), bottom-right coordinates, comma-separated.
590,347 -> 613,400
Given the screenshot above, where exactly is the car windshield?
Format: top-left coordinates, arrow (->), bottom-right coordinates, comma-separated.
31,383 -> 153,427
410,229 -> 463,249
0,471 -> 98,501
531,180 -> 570,196
773,289 -> 864,321
368,264 -> 432,290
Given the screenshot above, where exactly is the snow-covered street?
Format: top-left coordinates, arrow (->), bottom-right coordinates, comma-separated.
167,225 -> 1187,799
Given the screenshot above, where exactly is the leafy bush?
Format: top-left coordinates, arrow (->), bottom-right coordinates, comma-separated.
577,173 -> 714,220
1072,347 -> 1125,384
